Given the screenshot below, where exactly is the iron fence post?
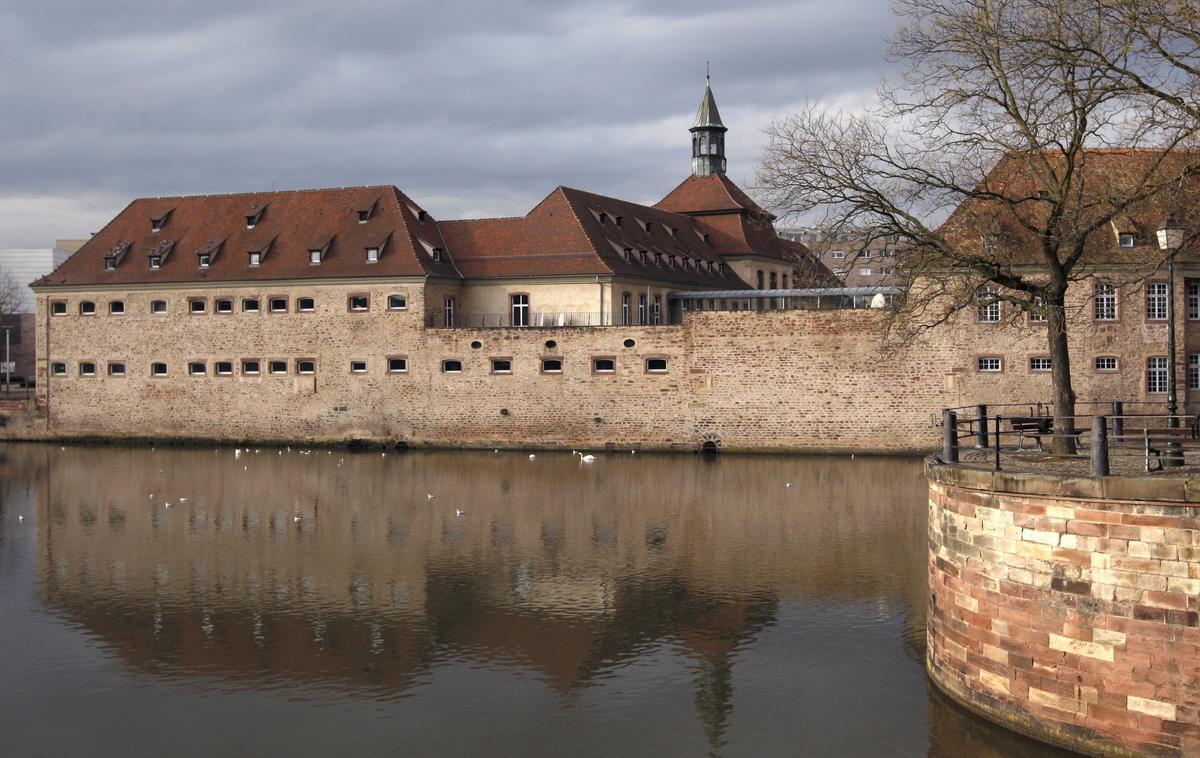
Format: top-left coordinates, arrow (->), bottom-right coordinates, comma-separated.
1112,401 -> 1124,440
943,410 -> 959,463
976,404 -> 989,448
1091,416 -> 1110,477
994,414 -> 1002,471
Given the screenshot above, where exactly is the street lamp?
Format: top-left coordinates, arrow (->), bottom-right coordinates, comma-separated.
1157,213 -> 1185,464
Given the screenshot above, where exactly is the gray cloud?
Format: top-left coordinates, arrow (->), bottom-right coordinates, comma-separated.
0,0 -> 896,246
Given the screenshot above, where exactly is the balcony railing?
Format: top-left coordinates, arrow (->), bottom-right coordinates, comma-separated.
426,311 -> 680,328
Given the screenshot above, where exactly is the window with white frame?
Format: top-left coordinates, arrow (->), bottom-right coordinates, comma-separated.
215,299 -> 233,314
188,361 -> 206,376
242,298 -> 259,313
1118,232 -> 1135,248
215,361 -> 233,376
1189,281 -> 1200,320
268,360 -> 288,375
1095,356 -> 1118,372
107,362 -> 125,377
348,295 -> 368,312
1147,356 -> 1169,393
1029,356 -> 1052,372
830,250 -> 845,259
242,360 -> 260,376
977,356 -> 1002,372
51,301 -> 67,316
387,294 -> 406,310
269,297 -> 287,313
1190,354 -> 1200,391
511,294 -> 529,327
151,300 -> 167,314
977,287 -> 1000,323
490,358 -> 511,374
297,297 -> 315,313
442,359 -> 462,373
858,267 -> 872,276
50,362 -> 66,376
350,360 -> 367,374
297,359 -> 316,375
79,361 -> 96,377
1146,282 -> 1168,320
387,357 -> 408,373
109,300 -> 125,315
151,362 -> 168,377
443,297 -> 456,327
645,357 -> 668,373
1028,297 -> 1046,323
1094,283 -> 1117,320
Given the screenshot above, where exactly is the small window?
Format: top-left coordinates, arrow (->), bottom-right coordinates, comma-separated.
540,358 -> 562,374
1095,356 -> 1118,372
1146,282 -> 1168,320
593,358 -> 615,374
1095,282 -> 1118,321
858,267 -> 872,276
242,360 -> 260,375
151,300 -> 167,314
297,360 -> 316,375
387,357 -> 408,373
149,256 -> 162,269
861,250 -> 872,259
214,361 -> 233,376
358,210 -> 370,223
1190,354 -> 1200,391
51,301 -> 67,316
1148,356 -> 1169,393
105,258 -> 116,271
432,248 -> 443,263
215,299 -> 233,314
188,361 -> 206,376
977,356 -> 1002,372
268,360 -> 288,375
831,250 -> 845,259
79,361 -> 96,377
50,362 -> 66,376
309,250 -> 322,265
350,360 -> 367,374
348,295 -> 369,312
107,362 -> 125,377
387,294 -> 406,310
108,300 -> 125,315
189,299 -> 206,314
977,286 -> 1000,323
645,357 -> 668,373
491,358 -> 512,374
151,362 -> 168,377
1029,356 -> 1052,372
366,247 -> 380,263
442,359 -> 463,374
1119,233 -> 1135,248
248,252 -> 262,267
297,297 -> 315,313
198,254 -> 211,269
639,251 -> 648,264
269,297 -> 288,313
79,301 -> 96,315
242,298 -> 259,313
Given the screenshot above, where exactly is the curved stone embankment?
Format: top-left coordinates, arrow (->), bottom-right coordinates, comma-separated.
926,463 -> 1200,757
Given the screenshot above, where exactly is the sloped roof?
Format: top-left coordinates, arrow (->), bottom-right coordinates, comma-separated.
692,82 -> 726,131
34,186 -> 457,287
936,148 -> 1200,268
655,173 -> 772,217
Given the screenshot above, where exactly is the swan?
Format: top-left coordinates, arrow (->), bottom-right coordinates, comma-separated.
529,454 -> 536,460
427,494 -> 436,500
575,451 -> 597,463
455,509 -> 465,517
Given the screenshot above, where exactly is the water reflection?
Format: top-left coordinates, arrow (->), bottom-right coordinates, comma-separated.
0,445 -> 1068,757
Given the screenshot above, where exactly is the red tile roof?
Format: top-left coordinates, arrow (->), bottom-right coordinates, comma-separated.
655,173 -> 772,217
34,186 -> 458,287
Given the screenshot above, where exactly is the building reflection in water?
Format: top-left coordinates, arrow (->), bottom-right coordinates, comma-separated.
0,444 -> 1060,756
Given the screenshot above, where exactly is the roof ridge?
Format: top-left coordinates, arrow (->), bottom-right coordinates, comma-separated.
440,215 -> 525,224
129,184 -> 399,202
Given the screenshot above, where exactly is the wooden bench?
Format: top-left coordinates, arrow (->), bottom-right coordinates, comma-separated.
1142,426 -> 1200,471
1011,416 -> 1053,450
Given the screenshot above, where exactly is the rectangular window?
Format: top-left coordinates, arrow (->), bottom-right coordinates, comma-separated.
387,357 -> 408,373
622,293 -> 631,325
1119,232 -> 1135,248
109,300 -> 125,315
443,297 -> 456,327
51,362 -> 66,376
1028,297 -> 1046,323
769,272 -> 777,289
188,361 -> 206,376
442,359 -> 462,373
149,256 -> 162,269
214,361 -> 233,376
859,267 -> 872,276
757,270 -> 765,288
1029,356 -> 1052,372
248,252 -> 262,267
350,360 -> 367,374
652,296 -> 662,325
268,360 -> 288,375
242,360 -> 260,376
638,294 -> 647,325
977,286 -> 1000,323
490,358 -> 512,374
977,356 -> 1002,372
198,254 -> 211,268
297,297 -> 315,312
242,298 -> 259,312
593,357 -> 615,374
511,293 -> 529,326
79,361 -> 96,377
540,358 -> 562,374
1148,356 -> 1169,393
151,362 -> 168,377
387,294 -> 406,310
107,362 -> 125,377
1095,356 -> 1118,372
51,301 -> 67,315
1189,281 -> 1200,320
189,299 -> 206,314
151,300 -> 167,314
79,301 -> 96,315
309,250 -> 322,265
1190,354 -> 1200,391
1095,283 -> 1117,321
645,357 -> 668,373
297,360 -> 316,375
830,251 -> 845,259
1146,282 -> 1168,320
861,250 -> 872,259
366,247 -> 380,263
269,297 -> 287,313
215,299 -> 233,314
348,295 -> 369,312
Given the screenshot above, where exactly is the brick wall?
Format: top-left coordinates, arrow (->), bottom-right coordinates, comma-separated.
927,464 -> 1200,757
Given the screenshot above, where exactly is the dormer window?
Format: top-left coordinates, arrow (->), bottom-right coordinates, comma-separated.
198,254 -> 211,268
246,237 -> 272,267
146,238 -> 174,269
599,212 -> 608,224
668,255 -> 677,268
245,204 -> 266,229
615,216 -> 623,227
432,248 -> 443,263
417,210 -> 427,222
103,240 -> 130,271
654,253 -> 663,266
355,198 -> 378,223
307,234 -> 332,265
248,251 -> 262,267
1119,233 -> 1135,248
309,250 -> 322,265
149,256 -> 161,269
150,209 -> 171,233
195,239 -> 223,269
644,221 -> 653,233
623,248 -> 632,263
366,247 -> 380,263
671,228 -> 678,238
639,250 -> 648,264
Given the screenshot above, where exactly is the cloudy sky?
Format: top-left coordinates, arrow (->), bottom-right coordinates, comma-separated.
0,0 -> 896,247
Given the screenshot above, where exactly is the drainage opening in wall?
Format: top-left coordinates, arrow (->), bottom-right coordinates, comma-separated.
700,440 -> 719,455
393,441 -> 409,451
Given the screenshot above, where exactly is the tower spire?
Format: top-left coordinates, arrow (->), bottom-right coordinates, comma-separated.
690,74 -> 727,176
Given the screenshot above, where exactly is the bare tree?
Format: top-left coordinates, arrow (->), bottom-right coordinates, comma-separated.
0,267 -> 25,317
756,0 -> 1200,454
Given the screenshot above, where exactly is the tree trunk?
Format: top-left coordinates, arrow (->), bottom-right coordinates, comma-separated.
1046,289 -> 1077,455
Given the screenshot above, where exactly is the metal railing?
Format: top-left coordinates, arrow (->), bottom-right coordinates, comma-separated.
940,402 -> 1200,475
426,311 -> 682,328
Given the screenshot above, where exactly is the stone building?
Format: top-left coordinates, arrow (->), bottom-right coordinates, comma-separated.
777,228 -> 904,287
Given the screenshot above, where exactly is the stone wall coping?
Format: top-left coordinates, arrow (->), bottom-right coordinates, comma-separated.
926,456 -> 1200,505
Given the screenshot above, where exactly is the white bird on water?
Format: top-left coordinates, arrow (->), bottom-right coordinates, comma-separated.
529,454 -> 536,460
455,509 -> 465,517
293,515 -> 301,523
427,494 -> 436,501
18,514 -> 23,522
785,482 -> 794,488
574,451 -> 596,463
